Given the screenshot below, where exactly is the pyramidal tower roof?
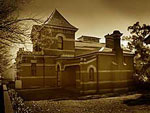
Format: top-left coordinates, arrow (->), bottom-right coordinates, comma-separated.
45,9 -> 78,31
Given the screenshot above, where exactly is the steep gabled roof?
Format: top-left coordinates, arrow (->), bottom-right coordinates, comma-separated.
45,9 -> 78,31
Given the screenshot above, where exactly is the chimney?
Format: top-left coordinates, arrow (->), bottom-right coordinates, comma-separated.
105,30 -> 123,65
105,34 -> 114,48
105,30 -> 122,51
111,30 -> 122,52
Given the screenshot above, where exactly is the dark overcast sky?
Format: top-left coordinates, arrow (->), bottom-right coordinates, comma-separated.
20,0 -> 150,39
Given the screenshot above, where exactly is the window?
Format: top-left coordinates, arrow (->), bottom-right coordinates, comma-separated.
89,68 -> 94,81
31,63 -> 36,76
57,36 -> 63,49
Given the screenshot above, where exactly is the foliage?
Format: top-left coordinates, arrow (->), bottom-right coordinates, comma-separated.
8,89 -> 32,113
31,25 -> 57,51
127,22 -> 150,82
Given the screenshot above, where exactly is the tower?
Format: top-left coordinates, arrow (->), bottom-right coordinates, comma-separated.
31,9 -> 78,56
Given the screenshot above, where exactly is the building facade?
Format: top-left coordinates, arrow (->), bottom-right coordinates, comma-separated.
16,9 -> 134,94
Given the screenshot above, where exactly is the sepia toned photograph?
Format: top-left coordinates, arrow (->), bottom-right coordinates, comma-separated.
1,0 -> 150,113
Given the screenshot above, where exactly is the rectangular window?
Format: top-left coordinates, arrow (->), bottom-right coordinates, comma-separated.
31,63 -> 36,76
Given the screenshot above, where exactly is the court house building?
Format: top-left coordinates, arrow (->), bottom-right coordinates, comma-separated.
16,9 -> 134,94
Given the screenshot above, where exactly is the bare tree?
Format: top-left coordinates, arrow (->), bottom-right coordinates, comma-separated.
0,0 -> 40,76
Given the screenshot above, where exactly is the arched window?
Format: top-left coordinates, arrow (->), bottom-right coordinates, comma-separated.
57,36 -> 63,49
89,68 -> 94,81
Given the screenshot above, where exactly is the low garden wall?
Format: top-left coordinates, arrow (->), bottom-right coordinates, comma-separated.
0,84 -> 14,113
3,84 -> 14,113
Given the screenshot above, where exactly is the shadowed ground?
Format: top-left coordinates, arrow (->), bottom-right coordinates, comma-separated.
17,88 -> 150,113
17,88 -> 81,101
24,93 -> 150,113
16,88 -> 133,101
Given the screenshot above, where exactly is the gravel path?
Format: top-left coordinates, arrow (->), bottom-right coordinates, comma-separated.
24,93 -> 150,113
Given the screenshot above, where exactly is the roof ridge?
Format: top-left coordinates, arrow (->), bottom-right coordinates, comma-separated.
45,9 -> 78,31
43,9 -> 56,24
